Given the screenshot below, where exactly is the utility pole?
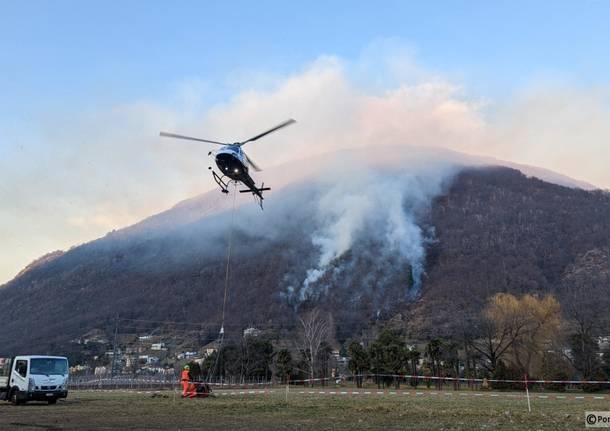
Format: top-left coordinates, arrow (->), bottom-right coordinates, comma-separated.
111,314 -> 120,378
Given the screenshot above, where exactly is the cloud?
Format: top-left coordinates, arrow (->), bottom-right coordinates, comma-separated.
488,86 -> 610,189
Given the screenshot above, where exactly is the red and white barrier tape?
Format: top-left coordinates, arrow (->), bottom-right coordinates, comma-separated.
87,388 -> 609,401
358,373 -> 610,385
212,389 -> 609,401
72,373 -> 610,389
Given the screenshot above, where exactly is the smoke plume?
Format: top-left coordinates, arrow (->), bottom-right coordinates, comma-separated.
283,149 -> 460,302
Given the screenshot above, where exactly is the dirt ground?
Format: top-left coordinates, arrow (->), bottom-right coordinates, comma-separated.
0,389 -> 608,430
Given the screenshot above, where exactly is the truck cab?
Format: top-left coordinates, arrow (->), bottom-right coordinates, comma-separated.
0,355 -> 69,405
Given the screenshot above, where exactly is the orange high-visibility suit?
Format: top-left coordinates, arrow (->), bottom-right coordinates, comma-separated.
181,369 -> 197,397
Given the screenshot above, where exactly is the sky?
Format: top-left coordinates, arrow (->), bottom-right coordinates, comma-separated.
1,0 -> 610,284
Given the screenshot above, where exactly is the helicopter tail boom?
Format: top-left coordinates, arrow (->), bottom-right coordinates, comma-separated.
239,183 -> 270,209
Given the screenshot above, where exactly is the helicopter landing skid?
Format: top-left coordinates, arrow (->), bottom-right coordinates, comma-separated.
212,170 -> 231,194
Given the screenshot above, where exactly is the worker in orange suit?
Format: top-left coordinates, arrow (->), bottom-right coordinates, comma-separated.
187,381 -> 198,397
181,365 -> 193,397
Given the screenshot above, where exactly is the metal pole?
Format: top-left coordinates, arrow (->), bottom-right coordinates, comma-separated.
111,314 -> 119,378
524,374 -> 531,413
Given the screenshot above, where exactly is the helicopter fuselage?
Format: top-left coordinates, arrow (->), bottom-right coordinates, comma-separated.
210,144 -> 270,208
215,145 -> 250,181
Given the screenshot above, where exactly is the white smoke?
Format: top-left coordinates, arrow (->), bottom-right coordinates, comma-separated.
296,150 -> 459,301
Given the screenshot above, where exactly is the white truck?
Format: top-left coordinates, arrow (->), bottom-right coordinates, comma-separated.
0,355 -> 69,405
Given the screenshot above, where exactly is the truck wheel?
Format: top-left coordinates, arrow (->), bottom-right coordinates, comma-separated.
47,398 -> 57,405
9,388 -> 22,405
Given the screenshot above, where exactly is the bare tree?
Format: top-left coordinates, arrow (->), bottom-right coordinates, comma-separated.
470,293 -> 564,376
298,309 -> 329,385
564,249 -> 610,329
509,294 -> 563,376
560,249 -> 610,377
469,293 -> 530,372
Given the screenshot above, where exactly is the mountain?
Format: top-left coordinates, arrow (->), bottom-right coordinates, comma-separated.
1,148 -> 609,356
409,167 -> 610,336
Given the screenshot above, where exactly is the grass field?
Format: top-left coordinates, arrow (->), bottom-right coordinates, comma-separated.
1,388 -> 608,430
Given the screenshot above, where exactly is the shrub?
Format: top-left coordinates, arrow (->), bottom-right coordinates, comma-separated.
582,369 -> 608,393
491,361 -> 524,390
539,352 -> 572,392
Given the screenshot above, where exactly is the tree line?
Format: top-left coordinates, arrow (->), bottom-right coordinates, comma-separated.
189,310 -> 336,385
352,293 -> 610,391
187,293 -> 610,392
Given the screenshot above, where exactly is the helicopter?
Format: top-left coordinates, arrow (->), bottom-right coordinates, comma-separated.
160,119 -> 296,209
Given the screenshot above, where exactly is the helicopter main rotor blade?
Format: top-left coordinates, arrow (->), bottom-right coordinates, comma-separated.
238,119 -> 296,146
159,131 -> 227,145
244,152 -> 262,172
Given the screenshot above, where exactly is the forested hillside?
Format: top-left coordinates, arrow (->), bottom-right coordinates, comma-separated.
1,166 -> 609,355
410,167 -> 610,336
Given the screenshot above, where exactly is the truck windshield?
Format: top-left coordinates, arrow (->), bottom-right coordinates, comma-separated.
30,358 -> 68,376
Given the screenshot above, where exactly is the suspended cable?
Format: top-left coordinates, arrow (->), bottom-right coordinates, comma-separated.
220,181 -> 238,335
206,181 -> 238,382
